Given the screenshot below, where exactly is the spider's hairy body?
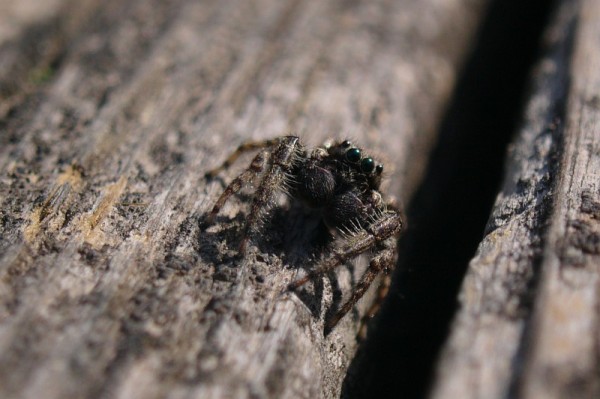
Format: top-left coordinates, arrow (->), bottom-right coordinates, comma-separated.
205,135 -> 402,335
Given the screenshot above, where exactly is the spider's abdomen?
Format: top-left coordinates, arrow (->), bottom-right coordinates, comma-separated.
293,162 -> 335,208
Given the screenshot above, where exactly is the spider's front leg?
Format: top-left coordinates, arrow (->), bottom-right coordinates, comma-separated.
325,241 -> 396,335
205,135 -> 303,253
288,211 -> 401,289
288,210 -> 402,333
206,137 -> 285,224
239,136 -> 302,253
204,137 -> 281,179
207,150 -> 270,224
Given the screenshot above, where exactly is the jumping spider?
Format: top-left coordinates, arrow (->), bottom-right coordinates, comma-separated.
205,136 -> 402,334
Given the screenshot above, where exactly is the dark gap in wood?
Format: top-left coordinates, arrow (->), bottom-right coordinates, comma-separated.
343,0 -> 558,397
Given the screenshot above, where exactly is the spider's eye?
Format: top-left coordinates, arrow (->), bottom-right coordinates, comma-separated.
341,140 -> 352,148
345,148 -> 361,163
376,164 -> 384,174
361,157 -> 375,173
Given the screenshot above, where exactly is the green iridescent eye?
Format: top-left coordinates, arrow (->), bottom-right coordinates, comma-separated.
361,157 -> 375,173
346,148 -> 361,163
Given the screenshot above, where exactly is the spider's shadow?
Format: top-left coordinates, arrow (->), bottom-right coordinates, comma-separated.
266,203 -> 360,322
197,200 -> 359,324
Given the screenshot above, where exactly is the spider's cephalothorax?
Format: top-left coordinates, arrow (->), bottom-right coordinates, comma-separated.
205,136 -> 402,335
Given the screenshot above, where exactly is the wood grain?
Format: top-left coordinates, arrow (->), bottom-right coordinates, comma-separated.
520,0 -> 600,396
0,0 -> 486,398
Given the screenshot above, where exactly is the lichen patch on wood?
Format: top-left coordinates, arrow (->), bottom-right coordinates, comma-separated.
81,175 -> 127,247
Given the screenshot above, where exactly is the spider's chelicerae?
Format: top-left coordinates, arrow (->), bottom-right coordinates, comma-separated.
205,136 -> 403,334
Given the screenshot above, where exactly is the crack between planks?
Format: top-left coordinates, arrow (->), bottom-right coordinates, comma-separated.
343,0 -> 560,397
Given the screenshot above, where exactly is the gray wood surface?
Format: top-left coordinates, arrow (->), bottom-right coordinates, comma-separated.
431,0 -> 600,398
0,0 -> 487,398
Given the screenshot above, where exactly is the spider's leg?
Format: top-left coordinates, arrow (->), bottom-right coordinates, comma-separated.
205,138 -> 281,179
357,273 -> 393,340
325,244 -> 395,335
288,212 -> 401,290
239,136 -> 302,253
207,150 -> 269,223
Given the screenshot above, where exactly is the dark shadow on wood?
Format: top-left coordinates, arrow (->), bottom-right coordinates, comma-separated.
343,0 -> 558,397
195,195 -> 354,324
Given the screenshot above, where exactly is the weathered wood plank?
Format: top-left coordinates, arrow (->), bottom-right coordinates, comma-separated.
0,0 -> 487,398
430,0 -> 600,398
519,0 -> 600,396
